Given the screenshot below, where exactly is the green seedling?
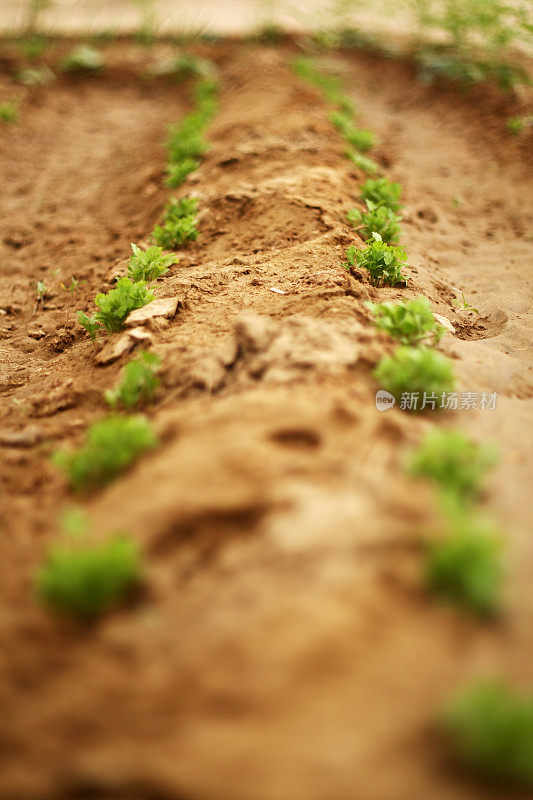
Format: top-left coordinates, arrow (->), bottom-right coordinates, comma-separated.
347,200 -> 402,244
78,311 -> 101,341
36,280 -> 47,300
426,513 -> 503,616
61,45 -> 104,73
507,115 -> 532,135
94,277 -> 155,333
193,77 -> 219,111
361,177 -> 402,212
53,414 -> 157,492
366,296 -> 446,346
16,66 -> 55,86
374,346 -> 456,409
408,429 -> 498,502
152,196 -> 199,249
291,56 -> 339,94
153,54 -> 216,81
0,101 -> 18,123
128,243 -> 178,283
326,91 -> 356,116
452,287 -> 479,314
165,157 -> 199,188
20,35 -> 48,60
167,119 -> 209,163
63,276 -> 84,293
442,680 -> 533,786
345,149 -> 379,175
105,351 -> 161,410
255,23 -> 283,46
37,532 -> 141,620
345,233 -> 408,287
330,111 -> 375,151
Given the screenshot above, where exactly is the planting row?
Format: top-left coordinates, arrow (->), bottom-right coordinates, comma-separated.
294,56 -> 532,789
38,59 -> 219,617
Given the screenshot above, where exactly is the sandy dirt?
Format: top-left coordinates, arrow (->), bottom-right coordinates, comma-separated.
0,38 -> 532,800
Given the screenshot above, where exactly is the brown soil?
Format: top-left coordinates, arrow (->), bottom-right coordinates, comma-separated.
0,39 -> 532,800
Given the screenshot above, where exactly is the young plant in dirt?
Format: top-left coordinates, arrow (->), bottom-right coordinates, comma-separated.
16,66 -> 55,86
347,200 -> 402,244
19,34 -> 48,60
160,54 -> 216,82
345,149 -> 379,175
165,157 -> 199,188
167,118 -> 209,163
426,512 -> 504,616
452,287 -> 479,315
193,78 -> 220,116
408,429 -> 499,502
53,414 -> 157,492
105,351 -> 161,410
442,680 -> 533,787
330,111 -> 376,151
61,45 -> 104,73
374,346 -> 456,409
366,296 -> 446,346
360,177 -> 403,212
128,243 -> 178,283
36,280 -> 48,301
0,101 -> 18,123
344,233 -> 408,287
62,276 -> 85,293
93,277 -> 155,333
152,196 -> 199,249
507,115 -> 532,135
78,312 -> 101,341
37,530 -> 141,620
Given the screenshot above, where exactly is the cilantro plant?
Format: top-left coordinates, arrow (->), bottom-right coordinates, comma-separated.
345,149 -> 379,175
443,680 -> 533,786
193,78 -> 219,115
167,117 -> 209,162
61,45 -> 104,73
0,101 -> 18,123
93,277 -> 154,333
152,196 -> 199,248
408,429 -> 498,502
426,514 -> 503,616
165,157 -> 199,188
37,532 -> 141,620
374,346 -> 456,408
330,112 -> 375,151
345,233 -> 408,286
36,280 -> 47,300
163,69 -> 217,193
453,287 -> 479,314
361,177 -> 403,212
128,243 -> 178,283
366,296 -> 446,346
16,66 -> 55,86
78,311 -> 101,341
507,115 -> 532,135
105,351 -> 161,410
171,55 -> 216,81
20,35 -> 48,60
347,200 -> 402,244
53,414 -> 157,492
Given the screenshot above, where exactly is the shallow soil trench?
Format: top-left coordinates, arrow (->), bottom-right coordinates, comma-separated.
0,42 -> 532,800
